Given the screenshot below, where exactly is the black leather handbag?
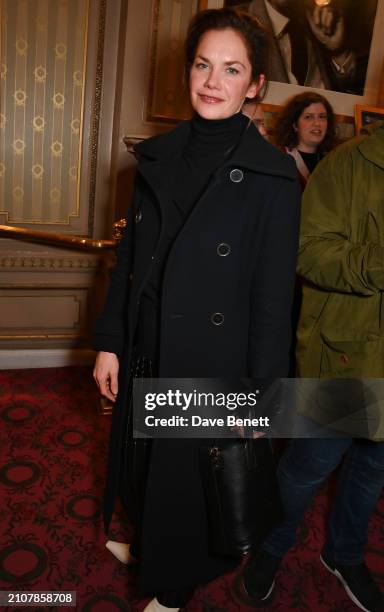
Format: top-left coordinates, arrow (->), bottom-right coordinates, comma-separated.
199,437 -> 283,557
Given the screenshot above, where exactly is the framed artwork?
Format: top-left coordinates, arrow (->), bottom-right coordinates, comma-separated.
146,0 -> 208,123
354,104 -> 384,133
221,0 -> 384,116
145,0 -> 384,124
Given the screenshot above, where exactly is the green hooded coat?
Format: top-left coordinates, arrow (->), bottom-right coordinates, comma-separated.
296,122 -> 384,439
297,121 -> 384,378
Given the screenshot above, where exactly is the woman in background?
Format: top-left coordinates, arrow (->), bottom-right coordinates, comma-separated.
274,92 -> 336,377
274,91 -> 336,188
93,8 -> 300,611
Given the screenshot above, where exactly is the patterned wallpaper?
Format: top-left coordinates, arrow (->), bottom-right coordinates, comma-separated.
0,0 -> 89,225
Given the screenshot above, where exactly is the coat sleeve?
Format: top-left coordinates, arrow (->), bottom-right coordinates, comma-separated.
93,178 -> 139,356
248,176 -> 301,378
298,151 -> 384,295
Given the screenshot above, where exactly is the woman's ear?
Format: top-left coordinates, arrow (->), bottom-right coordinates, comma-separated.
246,74 -> 265,100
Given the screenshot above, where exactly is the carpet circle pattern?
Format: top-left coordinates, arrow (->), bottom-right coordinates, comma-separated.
1,402 -> 36,424
57,428 -> 88,447
0,543 -> 48,583
82,593 -> 129,611
66,494 -> 102,521
0,367 -> 383,611
0,461 -> 41,488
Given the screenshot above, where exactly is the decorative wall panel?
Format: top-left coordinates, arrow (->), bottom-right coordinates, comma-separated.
0,0 -> 88,225
0,293 -> 81,331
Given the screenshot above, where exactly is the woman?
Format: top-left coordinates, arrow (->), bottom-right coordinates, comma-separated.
93,8 -> 300,611
274,92 -> 336,188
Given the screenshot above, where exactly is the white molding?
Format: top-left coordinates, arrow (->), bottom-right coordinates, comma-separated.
0,349 -> 95,370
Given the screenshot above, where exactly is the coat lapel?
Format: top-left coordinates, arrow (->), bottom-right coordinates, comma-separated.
136,159 -> 173,213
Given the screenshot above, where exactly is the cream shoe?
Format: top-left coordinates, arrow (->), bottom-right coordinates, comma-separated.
143,598 -> 179,612
105,540 -> 136,565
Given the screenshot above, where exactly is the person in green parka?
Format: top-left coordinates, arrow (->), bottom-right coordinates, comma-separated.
232,122 -> 384,612
297,121 -> 384,379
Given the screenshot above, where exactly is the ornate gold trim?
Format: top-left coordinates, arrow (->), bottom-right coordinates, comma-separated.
0,254 -> 101,269
87,0 -> 107,236
75,0 -> 91,223
146,0 -> 161,123
112,217 -> 127,240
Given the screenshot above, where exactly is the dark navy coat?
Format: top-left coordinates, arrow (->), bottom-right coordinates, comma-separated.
94,118 -> 301,590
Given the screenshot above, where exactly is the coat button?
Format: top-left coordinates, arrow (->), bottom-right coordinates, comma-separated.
217,242 -> 231,257
229,168 -> 243,183
211,312 -> 224,326
135,209 -> 142,223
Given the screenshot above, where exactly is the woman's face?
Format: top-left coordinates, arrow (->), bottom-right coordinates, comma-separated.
189,28 -> 263,120
295,102 -> 328,152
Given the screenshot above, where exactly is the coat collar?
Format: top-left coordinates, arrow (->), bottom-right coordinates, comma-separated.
135,119 -> 297,181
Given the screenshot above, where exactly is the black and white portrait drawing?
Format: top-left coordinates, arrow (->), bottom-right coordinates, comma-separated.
225,0 -> 379,95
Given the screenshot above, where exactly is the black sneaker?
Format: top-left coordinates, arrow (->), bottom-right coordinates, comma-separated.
320,548 -> 384,612
231,548 -> 281,607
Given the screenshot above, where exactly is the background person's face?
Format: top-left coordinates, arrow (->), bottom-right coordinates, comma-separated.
189,28 -> 261,120
295,102 -> 328,152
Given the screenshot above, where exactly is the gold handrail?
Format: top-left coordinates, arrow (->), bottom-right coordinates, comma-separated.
0,219 -> 127,250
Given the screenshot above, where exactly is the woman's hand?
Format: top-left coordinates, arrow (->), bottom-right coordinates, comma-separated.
93,351 -> 119,402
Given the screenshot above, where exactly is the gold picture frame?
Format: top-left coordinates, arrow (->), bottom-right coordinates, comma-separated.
146,0 -> 208,124
354,104 -> 384,134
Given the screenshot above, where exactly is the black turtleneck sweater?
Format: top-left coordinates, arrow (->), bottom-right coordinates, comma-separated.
135,112 -> 248,360
298,150 -> 321,174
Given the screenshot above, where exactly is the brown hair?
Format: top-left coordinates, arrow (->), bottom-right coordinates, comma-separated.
274,92 -> 336,152
185,8 -> 270,103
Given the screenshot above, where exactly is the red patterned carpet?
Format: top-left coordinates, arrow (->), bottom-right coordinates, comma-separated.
0,367 -> 383,611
